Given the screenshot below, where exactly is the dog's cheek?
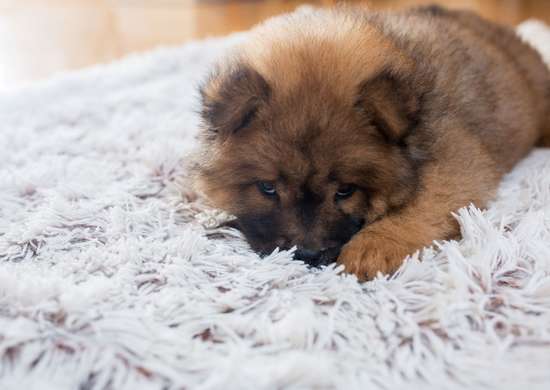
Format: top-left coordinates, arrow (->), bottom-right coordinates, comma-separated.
236,212 -> 282,253
337,191 -> 373,221
327,213 -> 366,246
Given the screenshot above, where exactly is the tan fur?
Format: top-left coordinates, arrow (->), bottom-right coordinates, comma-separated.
194,5 -> 550,280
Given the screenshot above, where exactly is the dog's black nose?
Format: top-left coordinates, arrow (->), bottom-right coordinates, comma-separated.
294,246 -> 341,267
294,248 -> 322,265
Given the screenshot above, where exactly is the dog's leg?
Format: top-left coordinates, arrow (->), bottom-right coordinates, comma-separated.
338,137 -> 501,281
337,194 -> 459,281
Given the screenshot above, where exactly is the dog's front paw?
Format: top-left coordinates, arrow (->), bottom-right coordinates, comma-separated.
337,232 -> 412,281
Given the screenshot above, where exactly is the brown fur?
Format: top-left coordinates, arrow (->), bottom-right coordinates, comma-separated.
193,5 -> 550,280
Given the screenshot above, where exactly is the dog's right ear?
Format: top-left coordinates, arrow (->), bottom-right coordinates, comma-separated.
200,64 -> 270,140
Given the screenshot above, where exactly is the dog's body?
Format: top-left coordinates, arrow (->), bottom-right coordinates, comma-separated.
195,6 -> 550,280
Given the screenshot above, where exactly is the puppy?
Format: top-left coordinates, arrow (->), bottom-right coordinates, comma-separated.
193,5 -> 550,280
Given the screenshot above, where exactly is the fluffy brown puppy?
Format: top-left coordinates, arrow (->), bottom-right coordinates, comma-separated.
194,5 -> 550,281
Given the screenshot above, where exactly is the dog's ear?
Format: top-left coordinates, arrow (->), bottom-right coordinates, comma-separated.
200,64 -> 270,140
356,70 -> 420,144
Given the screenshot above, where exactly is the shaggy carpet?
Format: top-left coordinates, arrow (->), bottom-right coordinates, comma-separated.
1,18 -> 550,390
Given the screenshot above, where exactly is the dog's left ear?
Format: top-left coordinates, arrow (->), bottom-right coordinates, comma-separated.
356,70 -> 420,144
200,64 -> 270,140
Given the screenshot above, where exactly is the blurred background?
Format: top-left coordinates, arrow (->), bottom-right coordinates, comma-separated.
0,0 -> 549,90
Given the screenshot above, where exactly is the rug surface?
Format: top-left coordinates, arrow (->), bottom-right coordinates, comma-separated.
1,18 -> 550,390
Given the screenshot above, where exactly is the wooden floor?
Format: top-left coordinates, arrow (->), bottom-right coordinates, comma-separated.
1,0 -> 549,90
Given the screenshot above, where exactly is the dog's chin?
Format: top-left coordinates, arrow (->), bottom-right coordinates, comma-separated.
255,244 -> 340,267
222,218 -> 342,266
315,247 -> 341,266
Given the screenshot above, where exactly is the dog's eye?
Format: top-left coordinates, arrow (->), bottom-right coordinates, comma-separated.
335,184 -> 356,200
258,181 -> 277,196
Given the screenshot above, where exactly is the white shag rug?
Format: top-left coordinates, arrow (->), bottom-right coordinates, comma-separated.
1,19 -> 550,390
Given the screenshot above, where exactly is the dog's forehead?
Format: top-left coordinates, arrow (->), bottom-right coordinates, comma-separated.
242,9 -> 393,97
274,135 -> 336,189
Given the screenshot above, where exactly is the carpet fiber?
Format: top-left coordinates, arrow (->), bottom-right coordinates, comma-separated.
1,19 -> 550,390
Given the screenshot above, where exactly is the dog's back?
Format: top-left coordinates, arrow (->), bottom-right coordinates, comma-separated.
371,5 -> 550,168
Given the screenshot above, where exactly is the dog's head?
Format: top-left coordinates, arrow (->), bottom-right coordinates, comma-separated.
194,8 -> 427,265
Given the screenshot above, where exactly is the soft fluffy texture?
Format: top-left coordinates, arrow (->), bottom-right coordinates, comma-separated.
1,19 -> 550,390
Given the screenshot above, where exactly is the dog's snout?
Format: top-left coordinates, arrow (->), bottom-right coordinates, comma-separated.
294,246 -> 342,267
294,248 -> 322,264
